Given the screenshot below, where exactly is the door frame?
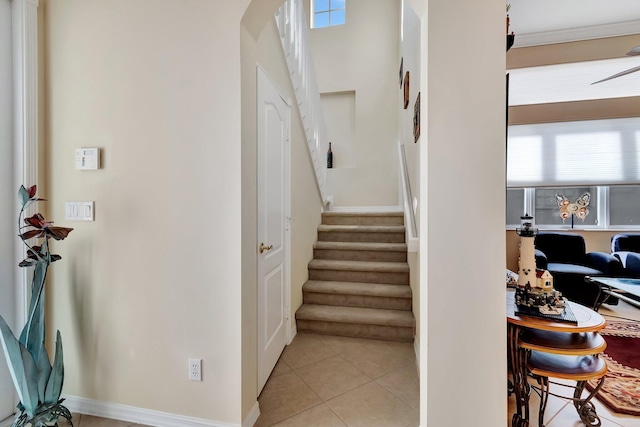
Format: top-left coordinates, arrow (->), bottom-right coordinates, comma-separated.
256,64 -> 293,388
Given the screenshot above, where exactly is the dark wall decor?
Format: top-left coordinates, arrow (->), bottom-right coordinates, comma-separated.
403,71 -> 410,109
399,58 -> 404,87
413,92 -> 421,143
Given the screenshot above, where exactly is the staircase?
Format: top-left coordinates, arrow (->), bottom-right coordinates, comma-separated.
295,211 -> 415,343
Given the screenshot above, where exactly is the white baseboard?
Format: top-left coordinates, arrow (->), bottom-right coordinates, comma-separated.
63,395 -> 241,427
325,206 -> 403,213
0,415 -> 13,427
242,402 -> 259,427
288,325 -> 297,345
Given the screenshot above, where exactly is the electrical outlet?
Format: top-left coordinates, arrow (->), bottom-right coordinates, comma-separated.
189,358 -> 202,381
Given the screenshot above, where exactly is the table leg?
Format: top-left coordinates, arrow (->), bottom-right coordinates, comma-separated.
537,376 -> 549,427
573,379 -> 604,427
509,324 -> 530,427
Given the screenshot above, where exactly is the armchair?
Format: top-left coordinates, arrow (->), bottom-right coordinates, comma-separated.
534,232 -> 623,309
611,233 -> 640,278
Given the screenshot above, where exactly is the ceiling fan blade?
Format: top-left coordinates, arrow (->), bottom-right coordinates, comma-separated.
627,46 -> 640,56
591,64 -> 640,85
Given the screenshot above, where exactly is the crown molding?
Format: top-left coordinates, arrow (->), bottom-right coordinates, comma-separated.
514,19 -> 640,48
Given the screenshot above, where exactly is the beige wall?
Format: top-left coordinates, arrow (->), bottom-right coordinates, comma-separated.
240,15 -> 323,417
424,0 -> 507,425
307,0 -> 400,208
44,0 -> 251,424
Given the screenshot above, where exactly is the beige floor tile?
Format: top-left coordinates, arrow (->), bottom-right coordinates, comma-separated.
256,371 -> 323,427
340,339 -> 415,379
272,357 -> 293,378
546,403 -> 625,427
507,379 -> 574,427
294,355 -> 371,401
282,333 -> 348,369
375,364 -> 420,409
75,414 -> 136,427
326,381 -> 418,427
271,404 -> 347,427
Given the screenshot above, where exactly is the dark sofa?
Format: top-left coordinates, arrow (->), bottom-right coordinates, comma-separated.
611,233 -> 640,278
534,232 -> 622,309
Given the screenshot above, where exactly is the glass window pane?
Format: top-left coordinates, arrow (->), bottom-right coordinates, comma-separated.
534,187 -> 598,227
331,0 -> 346,9
610,186 -> 640,226
506,189 -> 525,226
314,12 -> 330,28
314,0 -> 330,13
330,9 -> 346,25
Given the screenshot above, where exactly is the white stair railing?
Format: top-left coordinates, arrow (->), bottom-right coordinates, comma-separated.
398,142 -> 419,252
275,0 -> 328,204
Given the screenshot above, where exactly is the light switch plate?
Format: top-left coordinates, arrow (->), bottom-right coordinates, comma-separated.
65,202 -> 94,221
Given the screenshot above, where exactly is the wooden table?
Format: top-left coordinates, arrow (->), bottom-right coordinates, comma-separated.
507,291 -> 607,427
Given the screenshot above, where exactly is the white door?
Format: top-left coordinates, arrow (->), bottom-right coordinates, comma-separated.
0,1 -> 15,421
257,67 -> 291,394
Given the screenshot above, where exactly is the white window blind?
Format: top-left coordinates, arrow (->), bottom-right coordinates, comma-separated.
507,117 -> 640,188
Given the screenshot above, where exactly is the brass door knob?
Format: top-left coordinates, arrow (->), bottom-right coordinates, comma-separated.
259,242 -> 274,253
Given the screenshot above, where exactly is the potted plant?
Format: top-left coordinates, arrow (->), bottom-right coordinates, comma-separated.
0,185 -> 74,427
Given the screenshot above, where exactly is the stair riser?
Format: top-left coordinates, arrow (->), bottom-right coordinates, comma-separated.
318,231 -> 405,243
322,215 -> 404,226
304,292 -> 412,310
296,320 -> 414,343
309,269 -> 409,285
314,248 -> 407,262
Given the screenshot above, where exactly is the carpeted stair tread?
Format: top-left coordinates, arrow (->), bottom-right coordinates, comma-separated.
309,259 -> 409,273
318,224 -> 405,233
303,280 -> 412,298
314,241 -> 407,251
296,304 -> 415,327
322,211 -> 403,217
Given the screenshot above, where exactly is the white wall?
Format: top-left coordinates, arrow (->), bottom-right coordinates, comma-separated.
423,0 -> 507,425
307,0 -> 400,208
0,1 -> 15,421
44,0 -> 250,424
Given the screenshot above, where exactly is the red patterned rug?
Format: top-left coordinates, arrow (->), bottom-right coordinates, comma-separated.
587,319 -> 640,416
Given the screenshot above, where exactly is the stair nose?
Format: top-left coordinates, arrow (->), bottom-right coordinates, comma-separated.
322,211 -> 405,226
308,259 -> 409,285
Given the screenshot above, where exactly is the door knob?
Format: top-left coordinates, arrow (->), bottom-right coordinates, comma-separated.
259,242 -> 274,253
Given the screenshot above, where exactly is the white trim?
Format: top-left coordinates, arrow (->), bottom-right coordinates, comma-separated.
63,396 -> 242,427
242,402 -> 260,427
413,335 -> 420,376
11,0 -> 38,336
326,206 -> 403,213
288,324 -> 297,345
514,19 -> 640,48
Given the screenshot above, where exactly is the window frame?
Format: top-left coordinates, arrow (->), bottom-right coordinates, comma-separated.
506,186 -> 640,231
311,0 -> 346,29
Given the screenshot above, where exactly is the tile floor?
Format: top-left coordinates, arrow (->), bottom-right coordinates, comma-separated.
254,333 -> 419,427
57,414 -> 150,427
13,300 -> 639,427
507,300 -> 640,427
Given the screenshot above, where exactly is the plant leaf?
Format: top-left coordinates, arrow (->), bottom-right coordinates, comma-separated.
19,260 -> 48,364
19,229 -> 45,240
46,226 -> 73,241
36,343 -> 52,403
0,315 -> 39,417
18,186 -> 30,208
44,331 -> 64,404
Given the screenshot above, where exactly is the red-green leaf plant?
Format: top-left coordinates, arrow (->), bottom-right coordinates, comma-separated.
0,186 -> 74,427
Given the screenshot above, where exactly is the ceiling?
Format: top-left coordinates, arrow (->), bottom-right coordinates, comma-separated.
509,0 -> 640,47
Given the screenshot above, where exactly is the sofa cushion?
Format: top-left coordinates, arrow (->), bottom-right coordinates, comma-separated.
547,263 -> 603,277
535,232 -> 586,265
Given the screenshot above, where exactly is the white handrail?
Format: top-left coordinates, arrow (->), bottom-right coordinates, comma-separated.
398,142 -> 419,252
275,0 -> 328,204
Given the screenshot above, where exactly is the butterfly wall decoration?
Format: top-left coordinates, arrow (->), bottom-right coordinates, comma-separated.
555,192 -> 590,223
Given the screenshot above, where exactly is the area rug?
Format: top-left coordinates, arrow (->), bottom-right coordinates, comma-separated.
587,318 -> 640,416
